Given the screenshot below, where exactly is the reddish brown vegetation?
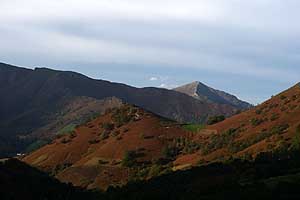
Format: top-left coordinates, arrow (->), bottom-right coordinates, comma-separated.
24,105 -> 193,189
24,84 -> 300,191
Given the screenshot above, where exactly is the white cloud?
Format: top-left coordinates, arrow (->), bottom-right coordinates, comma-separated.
149,77 -> 158,81
159,83 -> 179,89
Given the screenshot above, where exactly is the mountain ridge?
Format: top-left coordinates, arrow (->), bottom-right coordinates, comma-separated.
174,81 -> 252,110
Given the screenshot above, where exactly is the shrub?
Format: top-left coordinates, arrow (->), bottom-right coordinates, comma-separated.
270,124 -> 289,135
112,130 -> 120,137
289,104 -> 297,110
182,140 -> 201,154
228,125 -> 290,154
61,138 -> 71,144
255,109 -> 263,115
88,139 -> 100,144
292,95 -> 298,101
270,113 -> 279,121
69,132 -> 77,139
202,128 -> 239,155
122,151 -> 137,167
52,163 -> 72,175
148,164 -> 163,177
290,125 -> 300,151
239,153 -> 253,161
98,159 -> 109,165
197,159 -> 206,166
112,106 -> 136,127
123,128 -> 129,133
207,115 -> 225,125
280,95 -> 287,100
102,122 -> 115,131
99,130 -> 110,140
162,145 -> 180,160
250,118 -> 263,126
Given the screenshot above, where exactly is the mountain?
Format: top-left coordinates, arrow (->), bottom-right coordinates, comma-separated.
24,83 -> 300,192
23,84 -> 300,191
174,81 -> 252,110
0,62 -> 239,156
23,104 -> 191,190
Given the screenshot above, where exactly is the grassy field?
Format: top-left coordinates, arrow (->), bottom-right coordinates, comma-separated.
182,124 -> 205,132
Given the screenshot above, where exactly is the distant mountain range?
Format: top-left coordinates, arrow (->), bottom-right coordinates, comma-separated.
0,62 -> 250,156
174,81 -> 252,110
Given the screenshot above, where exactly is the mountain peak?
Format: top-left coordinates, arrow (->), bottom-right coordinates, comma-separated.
184,81 -> 205,87
174,81 -> 252,110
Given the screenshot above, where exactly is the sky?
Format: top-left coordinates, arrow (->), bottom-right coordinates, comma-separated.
1,0 -> 300,104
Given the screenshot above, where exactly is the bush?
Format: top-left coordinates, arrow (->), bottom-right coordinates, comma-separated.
112,106 -> 136,127
270,124 -> 289,135
52,163 -> 72,175
291,125 -> 300,151
228,124 -> 290,154
207,115 -> 225,125
202,128 -> 239,155
102,123 -> 115,131
162,145 -> 180,160
99,130 -> 110,140
255,109 -> 263,115
123,128 -> 129,133
148,164 -> 164,177
61,138 -> 71,144
122,151 -> 137,167
280,95 -> 287,100
112,130 -> 120,137
98,159 -> 109,165
88,139 -> 100,144
250,118 -> 263,126
270,113 -> 279,121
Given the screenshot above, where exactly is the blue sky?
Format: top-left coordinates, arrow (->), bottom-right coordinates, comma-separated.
1,0 -> 300,104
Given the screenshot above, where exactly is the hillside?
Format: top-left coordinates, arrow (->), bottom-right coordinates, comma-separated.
6,152 -> 300,200
174,81 -> 252,110
174,83 -> 300,166
106,151 -> 300,200
23,105 -> 194,190
23,83 -> 300,192
0,62 -> 239,157
0,158 -> 101,200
